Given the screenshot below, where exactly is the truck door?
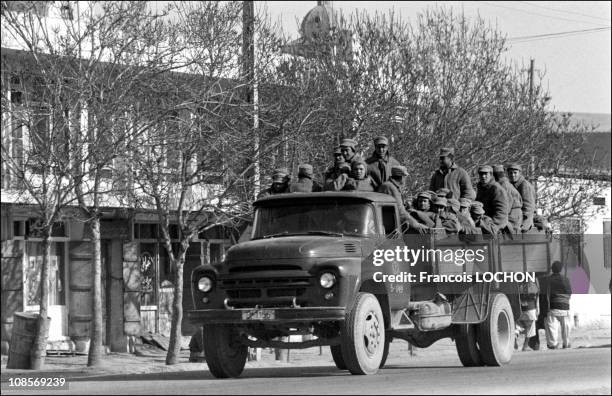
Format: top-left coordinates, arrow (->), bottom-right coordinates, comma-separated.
378,204 -> 410,309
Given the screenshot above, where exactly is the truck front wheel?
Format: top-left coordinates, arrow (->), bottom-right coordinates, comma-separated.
202,324 -> 247,378
477,293 -> 515,366
341,292 -> 385,375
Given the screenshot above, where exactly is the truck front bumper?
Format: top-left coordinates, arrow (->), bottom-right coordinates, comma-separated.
187,306 -> 346,325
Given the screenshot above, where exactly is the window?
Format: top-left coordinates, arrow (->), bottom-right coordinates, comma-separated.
593,197 -> 606,206
381,206 -> 397,237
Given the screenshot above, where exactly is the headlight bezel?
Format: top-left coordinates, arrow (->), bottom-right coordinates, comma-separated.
319,272 -> 337,289
197,276 -> 213,293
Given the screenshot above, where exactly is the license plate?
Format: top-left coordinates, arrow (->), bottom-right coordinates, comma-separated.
242,308 -> 276,321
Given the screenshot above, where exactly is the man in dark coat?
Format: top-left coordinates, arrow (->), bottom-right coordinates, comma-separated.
493,164 -> 523,233
545,261 -> 572,349
377,165 -> 428,234
410,192 -> 435,227
470,201 -> 497,235
343,161 -> 376,192
429,147 -> 476,200
431,197 -> 460,234
365,136 -> 401,188
289,164 -> 322,193
476,165 -> 509,231
339,138 -> 363,168
324,163 -> 351,191
507,163 -> 536,233
257,168 -> 290,199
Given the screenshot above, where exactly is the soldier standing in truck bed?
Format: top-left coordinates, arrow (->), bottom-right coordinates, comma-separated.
429,147 -> 476,200
365,135 -> 401,188
289,164 -> 322,193
257,168 -> 290,199
507,163 -> 536,233
493,164 -> 523,233
343,161 -> 376,192
475,165 -> 509,232
339,138 -> 363,168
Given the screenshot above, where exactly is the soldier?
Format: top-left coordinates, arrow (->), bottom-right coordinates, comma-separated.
457,198 -> 477,232
493,164 -> 523,233
324,163 -> 351,191
257,168 -> 290,199
365,136 -> 401,188
289,164 -> 322,193
339,138 -> 363,168
470,201 -> 498,235
378,165 -> 428,234
324,147 -> 346,179
410,192 -> 436,227
343,161 -> 376,192
507,163 -> 536,233
429,147 -> 476,200
476,165 -> 509,232
431,197 -> 461,234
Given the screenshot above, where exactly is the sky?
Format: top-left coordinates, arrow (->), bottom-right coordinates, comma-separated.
264,1 -> 611,115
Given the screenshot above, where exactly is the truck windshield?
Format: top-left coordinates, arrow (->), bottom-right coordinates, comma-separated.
252,202 -> 377,239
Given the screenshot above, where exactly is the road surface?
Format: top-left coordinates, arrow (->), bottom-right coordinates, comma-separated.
3,347 -> 610,395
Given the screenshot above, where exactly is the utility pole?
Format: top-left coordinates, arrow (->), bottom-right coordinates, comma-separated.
242,1 -> 260,200
528,58 -> 535,104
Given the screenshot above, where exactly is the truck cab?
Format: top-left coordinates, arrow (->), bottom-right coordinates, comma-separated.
188,192 -> 549,378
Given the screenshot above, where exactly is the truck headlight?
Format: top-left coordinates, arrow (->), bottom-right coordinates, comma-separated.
319,272 -> 336,289
198,276 -> 213,292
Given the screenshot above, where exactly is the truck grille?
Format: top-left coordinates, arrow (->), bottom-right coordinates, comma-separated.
220,277 -> 312,302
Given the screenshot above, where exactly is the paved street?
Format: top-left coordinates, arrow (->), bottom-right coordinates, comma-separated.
3,346 -> 610,395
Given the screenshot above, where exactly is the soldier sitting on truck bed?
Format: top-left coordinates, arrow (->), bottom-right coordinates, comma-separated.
289,164 -> 322,193
431,197 -> 461,234
456,198 -> 477,232
409,192 -> 436,227
469,201 -> 498,235
342,161 -> 377,192
257,168 -> 290,199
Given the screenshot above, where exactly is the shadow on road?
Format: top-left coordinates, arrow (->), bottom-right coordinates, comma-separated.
67,364 -> 467,382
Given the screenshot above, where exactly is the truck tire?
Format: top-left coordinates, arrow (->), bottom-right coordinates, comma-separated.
330,345 -> 347,370
202,324 -> 247,378
477,293 -> 515,366
379,339 -> 390,369
454,324 -> 483,367
340,292 -> 385,375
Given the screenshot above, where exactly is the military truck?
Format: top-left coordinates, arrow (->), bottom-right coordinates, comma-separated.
188,192 -> 552,378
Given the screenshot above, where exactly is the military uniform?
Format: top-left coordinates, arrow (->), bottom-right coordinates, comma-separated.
429,148 -> 476,200
257,168 -> 290,199
493,165 -> 523,233
476,165 -> 509,230
365,136 -> 401,187
324,163 -> 351,191
507,164 -> 536,232
289,164 -> 322,193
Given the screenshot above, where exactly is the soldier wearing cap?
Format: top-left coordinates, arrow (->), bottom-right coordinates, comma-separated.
470,202 -> 497,235
289,164 -> 322,193
476,165 -> 509,231
324,163 -> 352,191
343,160 -> 376,192
457,197 -> 476,230
339,138 -> 363,168
324,147 -> 346,178
506,163 -> 536,232
410,192 -> 436,227
429,147 -> 476,200
365,135 -> 402,188
493,164 -> 523,233
257,168 -> 290,199
431,197 -> 461,234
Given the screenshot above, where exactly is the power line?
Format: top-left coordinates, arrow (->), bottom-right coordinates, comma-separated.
480,1 -> 610,28
518,1 -> 611,24
508,26 -> 611,43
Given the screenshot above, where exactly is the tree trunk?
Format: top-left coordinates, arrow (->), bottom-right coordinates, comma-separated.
87,217 -> 104,366
165,254 -> 185,365
30,234 -> 51,370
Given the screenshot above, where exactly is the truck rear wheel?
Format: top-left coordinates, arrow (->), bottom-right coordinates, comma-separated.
330,345 -> 347,370
454,324 -> 483,367
477,293 -> 514,366
340,292 -> 385,375
202,325 -> 247,378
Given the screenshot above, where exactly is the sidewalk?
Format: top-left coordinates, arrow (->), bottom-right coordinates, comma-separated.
1,325 -> 609,381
